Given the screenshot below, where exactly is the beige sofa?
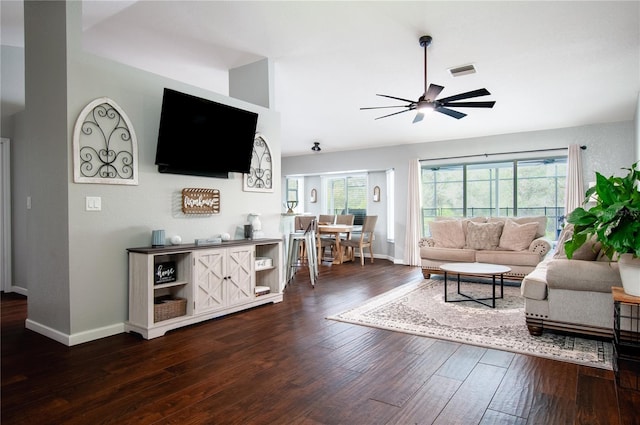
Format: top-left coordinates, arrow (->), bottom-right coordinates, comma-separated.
419,216 -> 552,280
521,224 -> 622,337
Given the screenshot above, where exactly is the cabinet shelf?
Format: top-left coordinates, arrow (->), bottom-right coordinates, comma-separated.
255,265 -> 275,272
154,280 -> 188,289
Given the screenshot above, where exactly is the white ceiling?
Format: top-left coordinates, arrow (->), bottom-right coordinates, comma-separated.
3,1 -> 639,157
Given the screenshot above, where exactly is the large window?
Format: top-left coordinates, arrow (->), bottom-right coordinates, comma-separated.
324,174 -> 367,225
421,157 -> 566,239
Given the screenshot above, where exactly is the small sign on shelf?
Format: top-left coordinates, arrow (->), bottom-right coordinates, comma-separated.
154,261 -> 176,284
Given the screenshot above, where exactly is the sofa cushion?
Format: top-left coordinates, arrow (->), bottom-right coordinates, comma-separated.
553,223 -> 602,261
546,259 -> 621,292
428,220 -> 465,248
420,246 -> 476,262
476,249 -> 542,267
488,216 -> 547,238
498,219 -> 539,251
465,221 -> 503,250
435,216 -> 486,239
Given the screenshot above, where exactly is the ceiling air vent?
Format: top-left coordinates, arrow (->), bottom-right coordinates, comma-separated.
449,64 -> 477,77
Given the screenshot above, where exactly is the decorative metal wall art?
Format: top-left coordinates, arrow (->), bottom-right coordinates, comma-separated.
181,188 -> 220,214
243,133 -> 273,192
73,97 -> 138,185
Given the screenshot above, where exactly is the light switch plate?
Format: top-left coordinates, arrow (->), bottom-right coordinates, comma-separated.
86,196 -> 102,211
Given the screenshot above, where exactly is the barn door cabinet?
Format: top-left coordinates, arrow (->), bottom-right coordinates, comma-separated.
125,238 -> 283,339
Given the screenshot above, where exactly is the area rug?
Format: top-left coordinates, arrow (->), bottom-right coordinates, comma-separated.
327,279 -> 613,370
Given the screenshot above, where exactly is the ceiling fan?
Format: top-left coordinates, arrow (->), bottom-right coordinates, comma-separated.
361,35 -> 496,123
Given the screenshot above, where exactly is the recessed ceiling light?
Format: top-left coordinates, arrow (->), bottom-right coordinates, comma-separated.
449,64 -> 477,77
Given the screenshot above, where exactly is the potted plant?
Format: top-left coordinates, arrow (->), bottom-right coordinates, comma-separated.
564,161 -> 640,296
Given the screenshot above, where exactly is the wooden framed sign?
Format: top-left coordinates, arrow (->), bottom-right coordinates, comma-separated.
181,188 -> 220,214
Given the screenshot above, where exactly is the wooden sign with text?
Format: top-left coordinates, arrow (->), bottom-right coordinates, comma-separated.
181,188 -> 220,214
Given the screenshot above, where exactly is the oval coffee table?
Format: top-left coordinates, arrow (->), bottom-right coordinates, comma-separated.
439,262 -> 511,308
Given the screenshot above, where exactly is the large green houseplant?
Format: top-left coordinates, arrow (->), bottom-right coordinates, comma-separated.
564,161 -> 640,295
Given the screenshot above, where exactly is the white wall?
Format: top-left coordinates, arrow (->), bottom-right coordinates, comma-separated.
14,1 -> 282,345
636,91 -> 640,162
283,121 -> 636,264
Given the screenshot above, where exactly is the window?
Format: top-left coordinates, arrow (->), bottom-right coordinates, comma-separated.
420,157 -> 566,239
324,174 -> 367,225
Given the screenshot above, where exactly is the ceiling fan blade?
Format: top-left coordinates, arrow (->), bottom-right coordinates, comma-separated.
437,88 -> 491,103
440,101 -> 496,108
374,109 -> 413,120
376,94 -> 417,103
413,112 -> 425,123
435,107 -> 467,119
425,84 -> 444,101
360,105 -> 411,110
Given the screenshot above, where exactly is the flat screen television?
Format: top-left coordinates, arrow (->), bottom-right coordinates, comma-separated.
155,88 -> 258,178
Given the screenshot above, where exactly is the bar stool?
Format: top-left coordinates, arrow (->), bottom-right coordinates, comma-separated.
286,220 -> 318,286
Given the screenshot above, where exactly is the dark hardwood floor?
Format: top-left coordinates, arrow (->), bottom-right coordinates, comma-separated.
2,260 -> 639,424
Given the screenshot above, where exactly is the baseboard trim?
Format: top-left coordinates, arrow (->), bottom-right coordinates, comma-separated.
25,319 -> 125,346
9,285 -> 27,296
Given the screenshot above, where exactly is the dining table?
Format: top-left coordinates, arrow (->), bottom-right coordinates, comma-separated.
317,224 -> 354,264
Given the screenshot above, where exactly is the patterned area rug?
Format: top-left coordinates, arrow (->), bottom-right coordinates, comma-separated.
328,279 -> 612,370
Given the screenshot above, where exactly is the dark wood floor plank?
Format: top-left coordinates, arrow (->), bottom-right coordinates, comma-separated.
479,408 -> 527,425
1,261 -> 635,425
488,354 -> 544,419
368,339 -> 460,407
385,374 -> 461,424
433,363 -> 507,424
575,373 -> 619,425
480,348 -> 516,368
526,359 -> 579,424
436,343 -> 489,381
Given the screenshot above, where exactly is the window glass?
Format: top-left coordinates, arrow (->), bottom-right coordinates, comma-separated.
420,157 -> 566,239
325,174 -> 367,224
421,165 -> 463,234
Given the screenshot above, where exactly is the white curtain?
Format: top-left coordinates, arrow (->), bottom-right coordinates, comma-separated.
564,144 -> 585,217
404,159 -> 422,266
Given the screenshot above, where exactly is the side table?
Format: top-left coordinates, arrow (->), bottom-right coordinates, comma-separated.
612,287 -> 640,391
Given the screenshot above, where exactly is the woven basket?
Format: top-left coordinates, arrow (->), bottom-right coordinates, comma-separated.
154,297 -> 187,322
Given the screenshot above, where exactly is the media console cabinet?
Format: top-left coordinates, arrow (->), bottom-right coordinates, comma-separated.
125,238 -> 284,339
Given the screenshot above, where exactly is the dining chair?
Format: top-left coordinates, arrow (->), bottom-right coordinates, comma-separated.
341,215 -> 378,266
318,214 -> 336,225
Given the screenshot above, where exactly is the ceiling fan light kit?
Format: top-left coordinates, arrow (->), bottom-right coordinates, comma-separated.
361,35 -> 495,123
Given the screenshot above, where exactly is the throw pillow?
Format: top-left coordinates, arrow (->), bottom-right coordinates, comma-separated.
553,224 -> 602,260
429,220 -> 465,249
498,219 -> 538,251
464,221 -> 504,250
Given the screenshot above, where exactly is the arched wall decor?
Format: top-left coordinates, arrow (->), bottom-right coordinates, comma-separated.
243,133 -> 273,192
73,97 -> 138,185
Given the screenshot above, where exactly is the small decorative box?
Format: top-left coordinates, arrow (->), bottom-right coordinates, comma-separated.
255,257 -> 273,269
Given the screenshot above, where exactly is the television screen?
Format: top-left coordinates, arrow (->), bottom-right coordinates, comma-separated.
155,88 -> 258,177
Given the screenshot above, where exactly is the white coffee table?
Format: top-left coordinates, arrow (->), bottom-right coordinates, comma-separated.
439,262 -> 512,308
